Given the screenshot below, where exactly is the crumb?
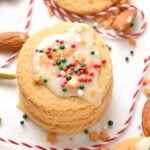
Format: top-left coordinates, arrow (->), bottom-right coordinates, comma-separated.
47,133 -> 57,144
16,102 -> 23,110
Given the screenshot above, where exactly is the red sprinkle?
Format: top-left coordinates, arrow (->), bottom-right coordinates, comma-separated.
87,77 -> 92,82
64,81 -> 67,84
102,59 -> 106,64
57,74 -> 61,77
63,67 -> 68,72
93,64 -> 101,68
69,71 -> 73,75
71,44 -> 76,49
61,83 -> 65,88
89,72 -> 94,76
60,40 -> 64,44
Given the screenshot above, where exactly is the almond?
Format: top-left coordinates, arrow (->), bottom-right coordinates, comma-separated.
112,9 -> 137,32
0,32 -> 29,52
142,99 -> 150,136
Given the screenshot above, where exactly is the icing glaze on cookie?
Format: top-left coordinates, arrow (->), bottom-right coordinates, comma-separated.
135,138 -> 150,150
33,23 -> 106,106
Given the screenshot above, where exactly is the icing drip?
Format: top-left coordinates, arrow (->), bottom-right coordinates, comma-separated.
135,138 -> 150,150
33,23 -> 105,106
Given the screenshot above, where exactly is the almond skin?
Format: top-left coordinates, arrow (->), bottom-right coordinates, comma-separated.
0,32 -> 29,52
112,9 -> 137,32
142,99 -> 150,136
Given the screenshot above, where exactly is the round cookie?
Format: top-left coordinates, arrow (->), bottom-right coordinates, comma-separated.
53,0 -> 120,15
17,22 -> 113,134
113,137 -> 150,150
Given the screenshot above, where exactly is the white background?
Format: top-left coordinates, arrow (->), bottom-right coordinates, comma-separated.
0,0 -> 150,149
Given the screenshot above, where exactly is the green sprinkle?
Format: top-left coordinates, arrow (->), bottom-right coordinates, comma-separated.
56,39 -> 59,43
66,76 -> 72,81
79,85 -> 85,90
56,60 -> 61,65
59,65 -> 63,70
130,50 -> 134,55
61,58 -> 66,63
23,114 -> 28,119
62,88 -> 67,92
78,67 -> 82,71
74,69 -> 78,73
84,129 -> 89,134
93,26 -> 97,29
90,50 -> 95,55
20,120 -> 24,125
107,120 -> 113,127
60,45 -> 65,50
39,50 -> 43,53
80,63 -> 86,67
52,48 -> 56,52
0,117 -> 2,124
125,57 -> 129,62
43,79 -> 48,83
66,64 -> 71,69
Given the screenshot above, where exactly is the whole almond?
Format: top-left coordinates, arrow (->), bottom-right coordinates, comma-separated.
112,9 -> 137,32
142,99 -> 150,136
0,32 -> 29,52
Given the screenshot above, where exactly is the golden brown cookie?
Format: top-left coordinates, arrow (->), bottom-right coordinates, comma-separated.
53,0 -> 120,15
17,22 -> 113,134
113,138 -> 146,150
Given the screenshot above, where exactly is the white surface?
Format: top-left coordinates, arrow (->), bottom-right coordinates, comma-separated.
0,0 -> 150,149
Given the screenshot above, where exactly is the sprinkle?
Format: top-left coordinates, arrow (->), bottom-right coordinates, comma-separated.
43,79 -> 48,83
84,129 -> 89,134
89,72 -> 94,76
66,64 -> 71,69
74,69 -> 78,74
80,63 -> 86,67
125,57 -> 129,62
130,50 -> 134,55
66,76 -> 72,81
77,89 -> 83,96
93,64 -> 101,68
107,120 -> 113,127
56,60 -> 61,65
102,59 -> 106,64
79,85 -> 85,90
23,114 -> 28,119
61,58 -> 66,63
60,45 -> 65,50
76,37 -> 82,43
95,51 -> 99,55
60,40 -> 64,44
90,50 -> 95,55
0,117 -> 2,124
71,44 -> 76,49
62,88 -> 67,92
56,39 -> 59,43
60,71 -> 66,76
20,120 -> 24,125
39,50 -> 43,53
58,65 -> 63,70
47,133 -> 57,144
52,48 -> 56,52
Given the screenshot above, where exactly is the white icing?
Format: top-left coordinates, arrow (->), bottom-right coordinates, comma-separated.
135,138 -> 150,150
33,23 -> 103,106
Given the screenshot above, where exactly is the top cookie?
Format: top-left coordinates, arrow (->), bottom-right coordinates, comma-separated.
53,0 -> 119,15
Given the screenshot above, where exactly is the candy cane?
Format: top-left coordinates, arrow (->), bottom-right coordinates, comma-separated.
0,0 -> 34,68
44,0 -> 146,39
0,56 -> 149,150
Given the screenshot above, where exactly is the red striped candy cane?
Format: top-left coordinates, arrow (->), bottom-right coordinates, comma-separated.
0,0 -> 34,68
0,56 -> 149,150
44,0 -> 146,39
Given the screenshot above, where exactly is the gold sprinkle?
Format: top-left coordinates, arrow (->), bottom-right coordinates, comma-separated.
81,41 -> 87,46
91,90 -> 96,97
